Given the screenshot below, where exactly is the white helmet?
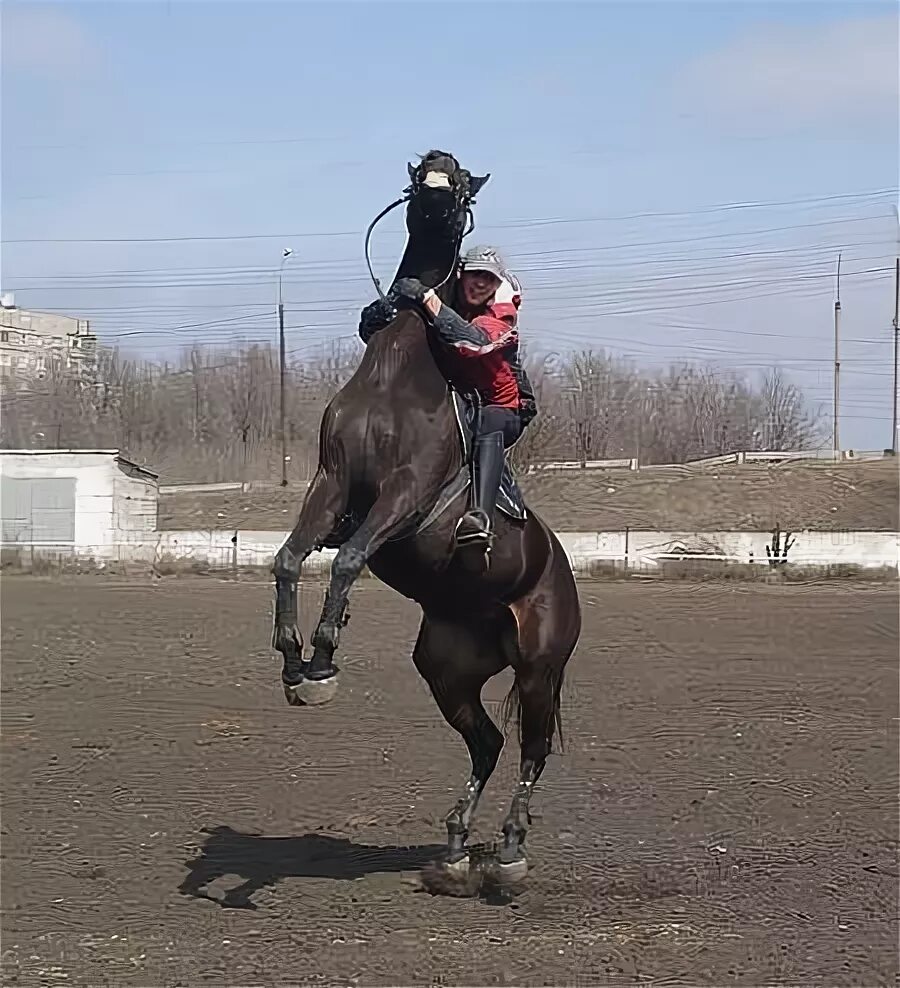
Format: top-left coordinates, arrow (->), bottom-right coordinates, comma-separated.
494,270 -> 523,308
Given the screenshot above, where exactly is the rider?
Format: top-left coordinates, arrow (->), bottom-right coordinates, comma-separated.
358,244 -> 537,545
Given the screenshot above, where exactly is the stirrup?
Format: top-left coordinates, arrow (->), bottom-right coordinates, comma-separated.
456,509 -> 493,544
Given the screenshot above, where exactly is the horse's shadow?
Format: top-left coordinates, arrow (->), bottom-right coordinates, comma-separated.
178,825 -> 446,909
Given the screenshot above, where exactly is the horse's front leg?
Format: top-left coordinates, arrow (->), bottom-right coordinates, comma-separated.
290,475 -> 416,706
272,470 -> 343,701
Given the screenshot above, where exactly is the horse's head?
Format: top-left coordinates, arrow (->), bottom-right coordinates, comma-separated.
404,150 -> 490,246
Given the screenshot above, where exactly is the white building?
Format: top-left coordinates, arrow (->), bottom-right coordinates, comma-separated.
0,450 -> 158,560
0,293 -> 97,381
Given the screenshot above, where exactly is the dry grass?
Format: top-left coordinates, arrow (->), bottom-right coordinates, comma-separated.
2,551 -> 893,584
158,459 -> 899,533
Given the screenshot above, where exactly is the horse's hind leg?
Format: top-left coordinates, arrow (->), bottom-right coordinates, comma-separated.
412,614 -> 506,866
496,549 -> 580,879
272,469 -> 343,698
496,660 -> 562,878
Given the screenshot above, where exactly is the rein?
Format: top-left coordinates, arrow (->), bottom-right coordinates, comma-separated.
364,195 -> 409,300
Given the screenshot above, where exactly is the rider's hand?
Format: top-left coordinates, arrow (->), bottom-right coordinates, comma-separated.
392,277 -> 429,303
359,298 -> 396,343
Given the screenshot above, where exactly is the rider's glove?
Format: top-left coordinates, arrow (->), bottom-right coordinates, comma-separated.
359,297 -> 397,344
391,277 -> 430,304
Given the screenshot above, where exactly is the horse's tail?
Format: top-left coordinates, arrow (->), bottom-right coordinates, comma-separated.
500,668 -> 565,755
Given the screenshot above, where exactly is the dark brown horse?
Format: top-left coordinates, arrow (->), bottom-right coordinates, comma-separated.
272,150 -> 581,880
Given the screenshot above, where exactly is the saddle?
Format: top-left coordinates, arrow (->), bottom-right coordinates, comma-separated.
321,390 -> 527,550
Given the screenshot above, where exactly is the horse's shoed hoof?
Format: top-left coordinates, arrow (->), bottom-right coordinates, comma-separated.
487,854 -> 529,884
282,673 -> 340,707
444,854 -> 471,877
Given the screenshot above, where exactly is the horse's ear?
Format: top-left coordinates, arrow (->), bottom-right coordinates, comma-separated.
469,173 -> 490,196
408,161 -> 417,181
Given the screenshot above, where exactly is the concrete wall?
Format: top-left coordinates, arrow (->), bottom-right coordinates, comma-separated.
4,454 -> 896,572
113,459 -> 159,537
23,527 -> 895,574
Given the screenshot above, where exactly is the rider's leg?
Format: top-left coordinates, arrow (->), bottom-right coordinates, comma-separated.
456,405 -> 521,544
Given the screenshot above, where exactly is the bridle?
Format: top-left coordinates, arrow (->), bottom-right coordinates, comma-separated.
363,167 -> 479,300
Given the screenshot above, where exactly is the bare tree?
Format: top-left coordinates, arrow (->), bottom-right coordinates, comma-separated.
757,367 -> 823,450
560,350 -> 640,463
0,335 -> 825,481
506,354 -> 567,471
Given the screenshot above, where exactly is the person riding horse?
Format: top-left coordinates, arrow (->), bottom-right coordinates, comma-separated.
358,244 -> 537,544
272,152 -> 581,878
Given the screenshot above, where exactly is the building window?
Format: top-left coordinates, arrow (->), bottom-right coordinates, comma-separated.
0,331 -> 8,343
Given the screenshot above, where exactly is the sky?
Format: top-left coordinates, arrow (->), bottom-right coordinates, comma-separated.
1,0 -> 898,450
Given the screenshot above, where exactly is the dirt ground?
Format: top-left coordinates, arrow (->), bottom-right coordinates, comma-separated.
1,577 -> 897,986
158,459 -> 899,533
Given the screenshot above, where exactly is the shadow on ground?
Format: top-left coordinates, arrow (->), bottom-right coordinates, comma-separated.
178,825 -> 446,909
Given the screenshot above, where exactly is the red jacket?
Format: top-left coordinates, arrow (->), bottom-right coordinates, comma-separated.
435,301 -> 521,409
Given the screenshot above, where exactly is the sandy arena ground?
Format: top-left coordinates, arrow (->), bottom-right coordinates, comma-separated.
1,576 -> 897,986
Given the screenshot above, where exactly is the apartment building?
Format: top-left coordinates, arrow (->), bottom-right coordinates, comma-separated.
0,293 -> 97,381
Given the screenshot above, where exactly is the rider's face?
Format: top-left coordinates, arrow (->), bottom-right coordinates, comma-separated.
460,269 -> 501,308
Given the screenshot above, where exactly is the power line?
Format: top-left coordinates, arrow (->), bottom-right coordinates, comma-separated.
3,190 -> 894,246
5,246 -> 890,298
7,238 -> 891,286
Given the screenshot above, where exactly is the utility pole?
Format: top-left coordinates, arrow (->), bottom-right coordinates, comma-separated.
833,253 -> 841,457
278,248 -> 293,487
892,256 -> 899,454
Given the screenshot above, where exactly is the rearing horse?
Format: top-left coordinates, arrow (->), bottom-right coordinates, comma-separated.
272,150 -> 581,880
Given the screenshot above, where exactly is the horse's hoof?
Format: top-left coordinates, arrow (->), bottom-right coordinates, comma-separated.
282,674 -> 339,706
443,855 -> 471,878
419,855 -> 480,897
489,855 -> 529,884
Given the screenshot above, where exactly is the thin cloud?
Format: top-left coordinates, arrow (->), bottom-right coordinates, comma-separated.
675,14 -> 899,131
2,5 -> 99,79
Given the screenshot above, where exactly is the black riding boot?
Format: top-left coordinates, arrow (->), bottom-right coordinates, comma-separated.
457,431 -> 505,544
